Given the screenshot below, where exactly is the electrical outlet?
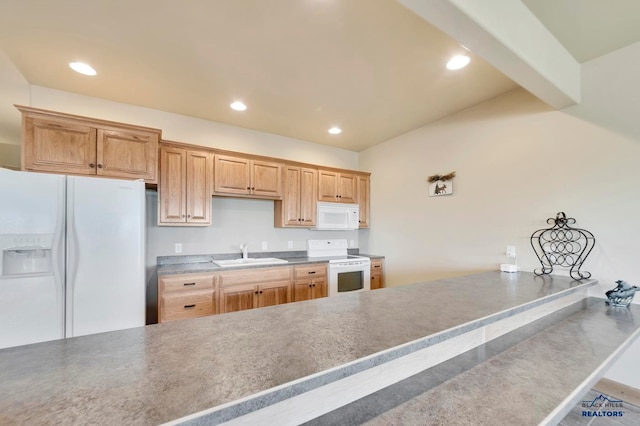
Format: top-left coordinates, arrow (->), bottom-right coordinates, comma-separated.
261,241 -> 268,250
349,240 -> 355,248
287,241 -> 293,249
175,243 -> 182,254
506,245 -> 516,258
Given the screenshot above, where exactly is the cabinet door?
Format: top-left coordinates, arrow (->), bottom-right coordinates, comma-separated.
23,117 -> 97,175
281,166 -> 302,226
299,168 -> 318,226
158,147 -> 187,224
251,160 -> 282,198
186,150 -> 213,224
371,259 -> 384,289
310,278 -> 327,299
318,170 -> 338,202
337,173 -> 358,203
220,284 -> 257,314
358,175 -> 370,228
97,128 -> 158,181
293,280 -> 312,302
257,280 -> 291,308
275,166 -> 317,227
214,155 -> 251,195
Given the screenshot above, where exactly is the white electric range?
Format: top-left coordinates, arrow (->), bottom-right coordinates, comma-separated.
307,239 -> 371,296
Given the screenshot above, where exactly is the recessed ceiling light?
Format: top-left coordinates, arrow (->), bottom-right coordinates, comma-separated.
69,62 -> 97,76
446,55 -> 470,70
230,101 -> 247,111
328,127 -> 342,135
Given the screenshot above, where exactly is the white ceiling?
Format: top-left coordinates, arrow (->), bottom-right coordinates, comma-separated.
0,1 -> 639,152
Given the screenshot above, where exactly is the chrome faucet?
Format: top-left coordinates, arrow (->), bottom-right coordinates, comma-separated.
240,244 -> 248,259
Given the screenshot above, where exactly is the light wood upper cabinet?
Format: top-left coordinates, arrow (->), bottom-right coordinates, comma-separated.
158,145 -> 213,226
318,169 -> 358,203
22,117 -> 97,175
274,166 -> 317,227
358,175 -> 370,228
214,154 -> 282,199
18,106 -> 159,182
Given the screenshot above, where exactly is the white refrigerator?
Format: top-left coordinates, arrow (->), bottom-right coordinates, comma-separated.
0,168 -> 146,349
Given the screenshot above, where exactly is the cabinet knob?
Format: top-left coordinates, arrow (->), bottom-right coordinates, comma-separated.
187,215 -> 191,218
312,284 -> 316,287
184,304 -> 196,309
89,163 -> 95,168
251,187 -> 255,190
97,164 -> 103,169
247,187 -> 251,190
308,271 -> 316,275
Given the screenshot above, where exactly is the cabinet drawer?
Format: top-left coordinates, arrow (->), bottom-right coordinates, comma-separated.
219,266 -> 291,287
160,274 -> 215,293
161,292 -> 215,322
371,259 -> 383,273
294,264 -> 327,279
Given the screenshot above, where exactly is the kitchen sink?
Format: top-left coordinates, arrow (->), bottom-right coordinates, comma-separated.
212,257 -> 289,267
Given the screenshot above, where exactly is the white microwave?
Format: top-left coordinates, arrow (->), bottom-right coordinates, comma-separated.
314,202 -> 360,230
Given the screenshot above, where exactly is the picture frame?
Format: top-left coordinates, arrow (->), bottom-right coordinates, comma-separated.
428,180 -> 453,196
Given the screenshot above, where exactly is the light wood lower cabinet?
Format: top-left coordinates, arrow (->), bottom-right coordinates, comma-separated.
370,259 -> 385,290
293,264 -> 327,301
158,261 -> 380,323
158,273 -> 216,322
218,266 -> 292,314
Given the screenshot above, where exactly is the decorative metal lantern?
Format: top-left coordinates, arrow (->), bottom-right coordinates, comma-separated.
530,212 -> 595,280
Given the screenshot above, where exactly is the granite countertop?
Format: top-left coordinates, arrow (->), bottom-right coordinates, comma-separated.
157,251 -> 385,275
0,272 -> 604,425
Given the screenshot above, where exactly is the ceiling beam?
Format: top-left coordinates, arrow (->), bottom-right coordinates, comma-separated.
397,0 -> 581,109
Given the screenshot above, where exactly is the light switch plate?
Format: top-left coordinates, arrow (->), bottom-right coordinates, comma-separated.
175,243 -> 182,254
261,241 -> 268,250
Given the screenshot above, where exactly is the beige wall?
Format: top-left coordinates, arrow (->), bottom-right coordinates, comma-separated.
360,87 -> 640,287
360,42 -> 640,388
0,50 -> 29,168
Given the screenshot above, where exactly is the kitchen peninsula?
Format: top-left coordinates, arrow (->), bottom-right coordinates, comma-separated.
0,272 -> 638,425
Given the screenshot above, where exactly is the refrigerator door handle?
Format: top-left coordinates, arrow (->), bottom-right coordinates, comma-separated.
52,177 -> 67,337
65,179 -> 80,337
